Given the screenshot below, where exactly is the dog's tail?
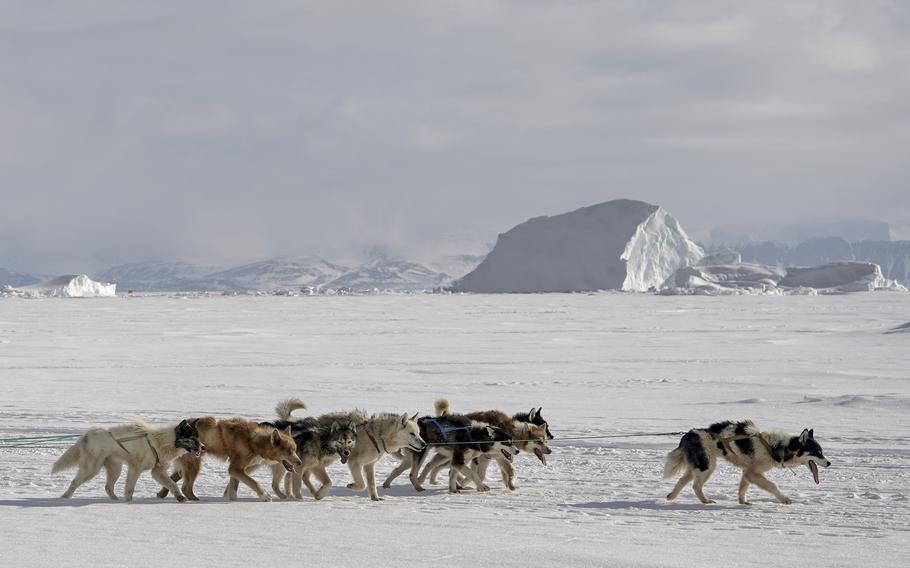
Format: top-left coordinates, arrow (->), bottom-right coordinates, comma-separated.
662,446 -> 686,479
51,437 -> 84,473
276,398 -> 306,420
434,398 -> 450,416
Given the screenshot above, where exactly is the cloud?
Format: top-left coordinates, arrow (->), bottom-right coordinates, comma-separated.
1,1 -> 908,272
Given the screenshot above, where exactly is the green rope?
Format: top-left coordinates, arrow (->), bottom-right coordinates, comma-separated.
0,434 -> 82,449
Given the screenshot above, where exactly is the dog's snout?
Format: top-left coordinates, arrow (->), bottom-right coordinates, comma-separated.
342,449 -> 351,457
825,460 -> 831,467
199,443 -> 205,451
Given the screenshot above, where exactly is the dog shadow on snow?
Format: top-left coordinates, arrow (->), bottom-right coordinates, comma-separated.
0,485 -> 449,508
0,497 -> 195,509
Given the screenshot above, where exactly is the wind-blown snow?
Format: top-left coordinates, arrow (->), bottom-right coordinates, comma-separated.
5,274 -> 116,298
457,199 -> 704,293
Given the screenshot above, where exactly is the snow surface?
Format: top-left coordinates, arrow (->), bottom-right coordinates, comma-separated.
669,261 -> 906,295
457,199 -> 704,293
4,274 -> 116,298
1,294 -> 908,567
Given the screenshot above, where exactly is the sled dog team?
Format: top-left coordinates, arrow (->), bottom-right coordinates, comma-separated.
52,398 -> 830,505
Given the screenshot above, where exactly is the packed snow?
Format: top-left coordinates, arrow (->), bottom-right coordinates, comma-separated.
668,261 -> 906,295
2,274 -> 116,298
1,293 -> 908,567
457,199 -> 704,293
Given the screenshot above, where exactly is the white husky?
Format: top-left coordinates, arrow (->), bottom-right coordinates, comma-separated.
51,419 -> 204,502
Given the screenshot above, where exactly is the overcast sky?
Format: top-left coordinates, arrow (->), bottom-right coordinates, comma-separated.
2,1 -> 908,273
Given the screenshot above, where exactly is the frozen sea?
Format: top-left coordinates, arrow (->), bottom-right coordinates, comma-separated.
1,293 -> 908,567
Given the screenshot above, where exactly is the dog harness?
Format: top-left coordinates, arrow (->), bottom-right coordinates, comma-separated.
717,432 -> 784,467
109,432 -> 161,467
426,419 -> 474,443
360,423 -> 388,455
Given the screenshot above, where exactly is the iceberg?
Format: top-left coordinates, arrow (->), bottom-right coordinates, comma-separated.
456,199 -> 704,293
667,261 -> 906,295
10,274 -> 117,298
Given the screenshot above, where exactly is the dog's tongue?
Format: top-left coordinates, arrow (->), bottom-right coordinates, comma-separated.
340,454 -> 349,464
534,448 -> 547,465
809,461 -> 820,484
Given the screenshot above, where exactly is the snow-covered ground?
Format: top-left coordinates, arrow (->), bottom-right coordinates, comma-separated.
1,293 -> 908,567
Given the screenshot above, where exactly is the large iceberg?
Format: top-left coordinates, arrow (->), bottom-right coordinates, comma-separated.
456,199 -> 704,293
5,274 -> 117,298
668,261 -> 906,295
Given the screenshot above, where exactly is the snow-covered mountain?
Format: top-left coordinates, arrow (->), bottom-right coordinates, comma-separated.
94,261 -> 223,292
201,256 -> 350,291
456,199 -> 704,293
88,254 -> 451,292
326,257 -> 450,291
0,268 -> 43,287
735,238 -> 910,285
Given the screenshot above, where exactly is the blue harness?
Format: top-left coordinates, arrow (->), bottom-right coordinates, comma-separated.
426,418 -> 474,443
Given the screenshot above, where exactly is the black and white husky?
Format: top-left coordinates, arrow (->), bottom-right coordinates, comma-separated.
664,420 -> 831,505
52,419 -> 204,502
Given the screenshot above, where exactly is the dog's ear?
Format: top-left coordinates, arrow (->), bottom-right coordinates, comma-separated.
799,429 -> 810,444
400,413 -> 409,426
331,421 -> 339,433
528,408 -> 538,422
485,426 -> 496,438
177,419 -> 188,430
271,429 -> 281,445
410,412 -> 419,420
808,429 -> 814,439
189,418 -> 200,428
284,425 -> 292,437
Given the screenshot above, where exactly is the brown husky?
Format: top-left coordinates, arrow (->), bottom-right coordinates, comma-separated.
157,417 -> 301,502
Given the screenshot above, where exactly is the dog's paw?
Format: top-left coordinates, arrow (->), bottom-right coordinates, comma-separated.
346,482 -> 365,491
382,482 -> 392,489
259,493 -> 273,502
739,500 -> 752,506
779,496 -> 793,505
476,484 -> 490,492
370,495 -> 384,501
155,489 -> 168,499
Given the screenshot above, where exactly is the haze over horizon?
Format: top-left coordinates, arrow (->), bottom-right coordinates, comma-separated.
2,1 -> 908,274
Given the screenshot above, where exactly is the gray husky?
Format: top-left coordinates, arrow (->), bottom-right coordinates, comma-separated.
664,420 -> 831,504
266,399 -> 358,500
